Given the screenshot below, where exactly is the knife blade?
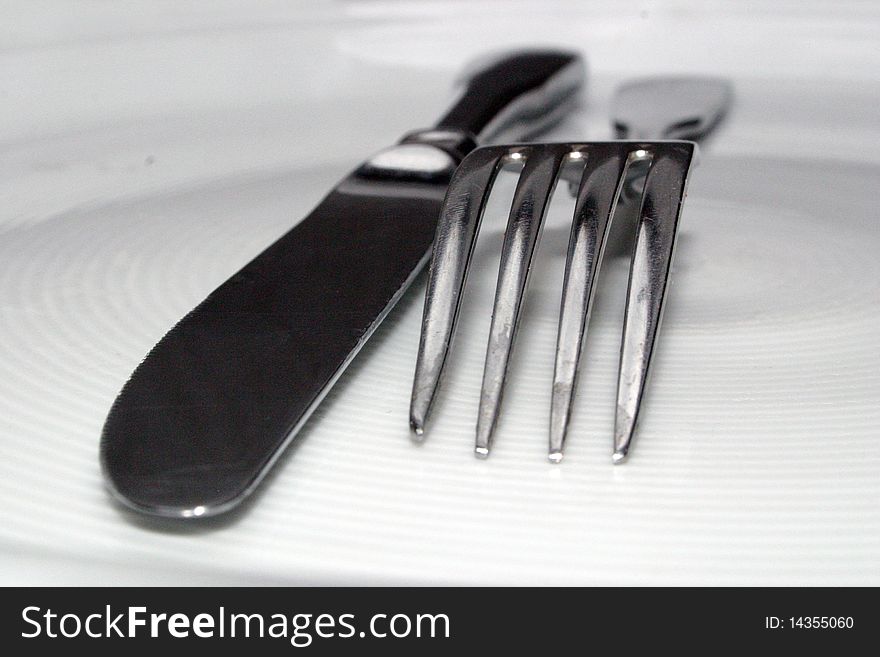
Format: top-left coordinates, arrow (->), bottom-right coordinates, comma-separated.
101,50 -> 586,518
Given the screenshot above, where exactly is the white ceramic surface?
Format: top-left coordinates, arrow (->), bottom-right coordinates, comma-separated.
1,1 -> 878,585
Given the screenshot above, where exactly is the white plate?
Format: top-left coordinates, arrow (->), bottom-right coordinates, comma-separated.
1,1 -> 879,585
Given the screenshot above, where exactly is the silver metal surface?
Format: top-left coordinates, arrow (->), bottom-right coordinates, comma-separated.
360,143 -> 458,180
613,76 -> 732,141
613,144 -> 695,462
101,49 -> 587,518
549,146 -> 633,462
449,50 -> 587,144
410,148 -> 505,436
612,76 -> 731,202
475,146 -> 566,457
563,76 -> 730,198
411,141 -> 697,462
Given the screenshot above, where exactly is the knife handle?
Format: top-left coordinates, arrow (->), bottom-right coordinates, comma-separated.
360,50 -> 585,181
436,49 -> 585,144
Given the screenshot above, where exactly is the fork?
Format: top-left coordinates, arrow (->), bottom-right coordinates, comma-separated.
410,76 -> 731,463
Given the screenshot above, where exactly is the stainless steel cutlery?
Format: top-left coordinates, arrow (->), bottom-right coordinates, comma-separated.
100,50 -> 585,518
100,44 -> 734,519
410,76 -> 731,463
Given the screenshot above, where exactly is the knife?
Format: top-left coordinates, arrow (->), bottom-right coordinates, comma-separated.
101,50 -> 585,518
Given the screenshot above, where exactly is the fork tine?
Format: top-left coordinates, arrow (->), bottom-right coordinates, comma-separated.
410,147 -> 505,437
548,145 -> 629,462
475,145 -> 567,457
613,143 -> 696,463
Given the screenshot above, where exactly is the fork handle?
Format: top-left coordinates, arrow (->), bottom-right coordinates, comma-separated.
435,50 -> 585,144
